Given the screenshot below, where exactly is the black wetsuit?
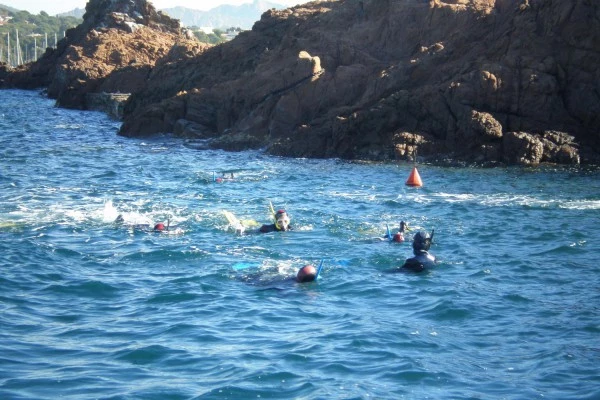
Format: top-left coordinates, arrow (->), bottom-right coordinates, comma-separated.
401,250 -> 436,272
259,224 -> 293,233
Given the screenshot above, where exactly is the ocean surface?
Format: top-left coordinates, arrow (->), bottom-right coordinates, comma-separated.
1,89 -> 599,400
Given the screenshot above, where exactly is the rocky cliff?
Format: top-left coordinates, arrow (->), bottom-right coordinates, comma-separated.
1,0 -> 204,110
119,0 -> 599,166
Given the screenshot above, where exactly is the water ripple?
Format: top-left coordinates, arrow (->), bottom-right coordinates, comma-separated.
0,90 -> 599,399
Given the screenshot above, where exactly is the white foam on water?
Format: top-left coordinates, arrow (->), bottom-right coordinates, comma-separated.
559,200 -> 600,210
102,199 -> 153,225
433,192 -> 600,209
102,199 -> 120,222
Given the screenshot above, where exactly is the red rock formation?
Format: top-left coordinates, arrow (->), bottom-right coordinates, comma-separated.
2,0 -> 204,110
119,0 -> 599,165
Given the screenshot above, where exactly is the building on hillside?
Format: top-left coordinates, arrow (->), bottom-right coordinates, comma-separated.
0,15 -> 13,25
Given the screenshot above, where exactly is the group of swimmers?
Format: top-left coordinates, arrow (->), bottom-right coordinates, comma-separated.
115,207 -> 436,283
250,208 -> 436,280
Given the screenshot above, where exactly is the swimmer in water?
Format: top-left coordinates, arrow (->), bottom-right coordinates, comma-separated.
259,209 -> 293,233
215,172 -> 235,183
153,222 -> 166,232
401,230 -> 436,272
115,215 -> 170,232
296,264 -> 317,282
238,263 -> 321,290
389,221 -> 409,242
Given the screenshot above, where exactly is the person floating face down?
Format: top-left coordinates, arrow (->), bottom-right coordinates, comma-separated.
241,264 -> 318,288
296,264 -> 317,283
115,214 -> 168,232
259,209 -> 292,233
401,230 -> 436,272
153,223 -> 166,232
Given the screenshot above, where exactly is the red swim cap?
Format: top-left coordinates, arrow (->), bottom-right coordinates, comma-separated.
275,209 -> 287,218
393,232 -> 404,242
154,223 -> 165,231
296,265 -> 317,283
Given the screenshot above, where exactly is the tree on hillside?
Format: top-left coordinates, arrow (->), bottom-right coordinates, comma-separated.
192,28 -> 227,45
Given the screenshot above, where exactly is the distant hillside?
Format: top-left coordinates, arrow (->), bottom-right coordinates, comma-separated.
0,3 -> 83,17
0,4 -> 19,13
57,8 -> 85,19
161,0 -> 287,29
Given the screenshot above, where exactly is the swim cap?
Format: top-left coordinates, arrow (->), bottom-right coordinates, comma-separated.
154,223 -> 165,231
275,209 -> 287,218
393,232 -> 404,242
296,265 -> 317,283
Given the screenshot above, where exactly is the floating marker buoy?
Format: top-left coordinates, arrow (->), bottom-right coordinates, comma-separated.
405,166 -> 423,187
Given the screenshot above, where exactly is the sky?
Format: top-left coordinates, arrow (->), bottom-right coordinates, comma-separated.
0,0 -> 302,16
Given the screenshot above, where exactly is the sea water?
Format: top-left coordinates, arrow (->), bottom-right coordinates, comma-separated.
0,89 -> 599,399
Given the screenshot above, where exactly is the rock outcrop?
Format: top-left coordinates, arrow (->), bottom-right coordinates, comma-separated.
118,0 -> 599,165
1,0 -> 205,110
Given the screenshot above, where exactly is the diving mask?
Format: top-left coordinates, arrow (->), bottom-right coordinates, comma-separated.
274,209 -> 290,230
276,216 -> 290,229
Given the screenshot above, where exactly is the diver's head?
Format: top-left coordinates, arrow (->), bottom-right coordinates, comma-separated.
296,264 -> 317,283
412,231 -> 431,252
154,223 -> 166,231
275,209 -> 290,231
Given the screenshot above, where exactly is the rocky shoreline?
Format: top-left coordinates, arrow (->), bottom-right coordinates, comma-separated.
2,0 -> 599,166
86,92 -> 131,119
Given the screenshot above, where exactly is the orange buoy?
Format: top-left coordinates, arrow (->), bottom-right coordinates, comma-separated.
405,166 -> 423,187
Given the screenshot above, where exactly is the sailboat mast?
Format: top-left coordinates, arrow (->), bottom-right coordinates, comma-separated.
6,31 -> 10,66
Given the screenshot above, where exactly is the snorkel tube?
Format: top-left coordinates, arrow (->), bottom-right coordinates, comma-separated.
315,259 -> 324,280
269,201 -> 276,222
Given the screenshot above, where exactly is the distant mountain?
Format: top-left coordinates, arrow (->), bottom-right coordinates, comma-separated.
0,3 -> 83,17
51,1 -> 288,30
161,0 -> 288,29
0,4 -> 19,13
57,8 -> 85,18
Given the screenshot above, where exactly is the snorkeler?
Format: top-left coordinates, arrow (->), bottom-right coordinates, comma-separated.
401,230 -> 436,272
389,221 -> 409,242
235,262 -> 322,289
215,172 -> 235,183
296,264 -> 317,282
115,214 -> 170,232
259,209 -> 293,233
153,222 -> 166,232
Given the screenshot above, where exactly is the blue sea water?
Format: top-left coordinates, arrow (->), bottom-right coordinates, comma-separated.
0,89 -> 599,399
